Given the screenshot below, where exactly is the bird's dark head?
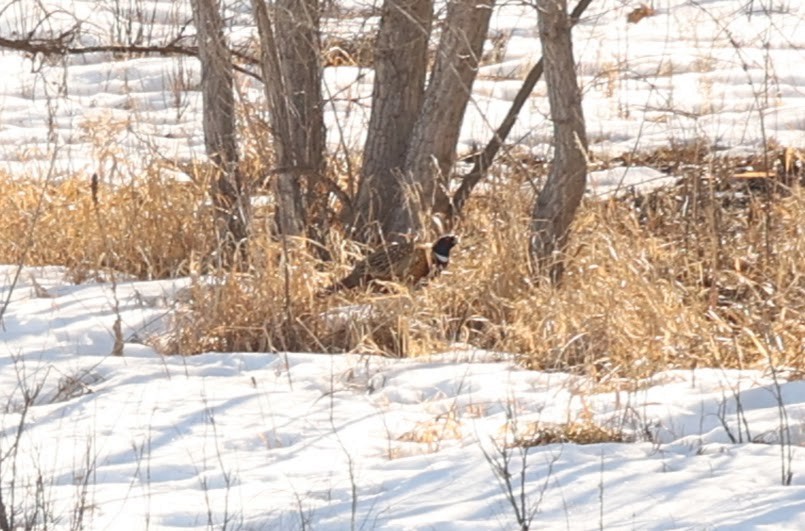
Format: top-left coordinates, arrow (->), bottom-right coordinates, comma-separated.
432,234 -> 458,264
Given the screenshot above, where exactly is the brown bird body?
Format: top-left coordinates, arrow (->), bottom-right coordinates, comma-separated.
322,235 -> 458,295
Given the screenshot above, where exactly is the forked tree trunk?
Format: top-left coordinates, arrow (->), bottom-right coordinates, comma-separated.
191,0 -> 249,263
253,0 -> 326,241
350,0 -> 433,243
277,0 -> 327,245
529,0 -> 588,282
387,0 -> 495,238
253,0 -> 304,237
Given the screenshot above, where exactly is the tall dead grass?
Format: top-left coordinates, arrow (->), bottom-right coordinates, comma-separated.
2,150 -> 803,379
0,167 -> 214,281
169,153 -> 805,379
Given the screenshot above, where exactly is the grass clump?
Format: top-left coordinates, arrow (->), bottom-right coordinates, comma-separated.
167,152 -> 805,382
3,148 -> 804,380
514,420 -> 631,447
0,167 -> 214,281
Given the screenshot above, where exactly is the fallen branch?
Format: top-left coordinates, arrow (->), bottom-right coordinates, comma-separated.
0,31 -> 261,81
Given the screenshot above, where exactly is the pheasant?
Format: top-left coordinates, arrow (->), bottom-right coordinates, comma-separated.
321,235 -> 458,295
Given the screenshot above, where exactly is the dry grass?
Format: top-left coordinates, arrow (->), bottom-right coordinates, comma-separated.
322,34 -> 375,67
165,153 -> 805,379
2,149 -> 804,379
512,420 -> 630,446
0,166 -> 214,281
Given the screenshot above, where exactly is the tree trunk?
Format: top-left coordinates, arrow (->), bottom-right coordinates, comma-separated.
277,0 -> 328,246
191,0 -> 249,264
350,0 -> 433,243
253,0 -> 326,241
387,0 -> 495,238
529,0 -> 588,283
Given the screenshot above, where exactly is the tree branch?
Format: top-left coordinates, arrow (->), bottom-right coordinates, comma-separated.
0,33 -> 262,82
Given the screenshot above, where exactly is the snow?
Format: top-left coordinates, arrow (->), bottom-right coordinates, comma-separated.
2,0 -> 805,528
2,267 -> 805,529
587,166 -> 677,198
0,0 -> 801,183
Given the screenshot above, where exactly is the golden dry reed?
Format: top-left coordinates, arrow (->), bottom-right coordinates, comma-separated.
2,153 -> 803,379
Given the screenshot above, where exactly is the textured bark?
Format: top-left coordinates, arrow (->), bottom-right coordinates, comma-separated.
253,0 -> 304,236
387,0 -> 495,238
529,0 -> 588,282
277,0 -> 328,245
253,0 -> 325,240
350,0 -> 433,243
191,0 -> 249,262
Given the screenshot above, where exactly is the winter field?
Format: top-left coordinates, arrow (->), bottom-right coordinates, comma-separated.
2,0 -> 805,529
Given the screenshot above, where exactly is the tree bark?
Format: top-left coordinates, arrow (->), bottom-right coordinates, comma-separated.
388,0 -> 495,238
253,0 -> 326,241
529,0 -> 588,283
350,0 -> 433,243
191,0 -> 250,264
253,0 -> 305,237
277,0 -> 328,246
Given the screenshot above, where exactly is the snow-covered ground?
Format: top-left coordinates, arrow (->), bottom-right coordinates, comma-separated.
0,0 -> 803,190
2,267 -> 805,529
2,0 -> 805,529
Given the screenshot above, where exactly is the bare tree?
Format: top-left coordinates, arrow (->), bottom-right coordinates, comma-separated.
198,0 -> 496,247
0,0 -> 595,258
253,0 -> 327,244
350,0 -> 495,242
191,0 -> 250,264
393,0 -> 495,238
529,0 -> 588,282
349,0 -> 434,243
